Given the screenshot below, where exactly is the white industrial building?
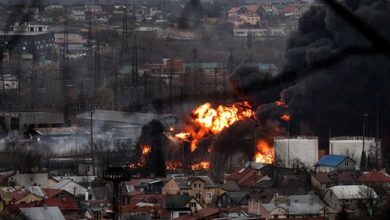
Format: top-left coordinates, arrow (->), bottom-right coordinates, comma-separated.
274,136 -> 319,169
329,136 -> 381,169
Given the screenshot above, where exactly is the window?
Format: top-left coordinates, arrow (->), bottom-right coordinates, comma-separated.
190,202 -> 196,208
196,193 -> 201,199
206,192 -> 212,199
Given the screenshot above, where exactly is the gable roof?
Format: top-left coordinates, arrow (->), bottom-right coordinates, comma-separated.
222,191 -> 250,205
44,197 -> 79,211
165,195 -> 201,209
19,207 -> 65,220
358,170 -> 390,182
43,188 -> 63,198
312,171 -> 359,184
315,155 -> 351,167
327,185 -> 378,200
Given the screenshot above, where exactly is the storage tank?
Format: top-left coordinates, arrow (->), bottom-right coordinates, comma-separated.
329,136 -> 381,169
274,136 -> 319,169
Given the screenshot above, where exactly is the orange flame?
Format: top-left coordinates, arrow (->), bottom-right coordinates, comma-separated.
254,140 -> 274,164
175,101 -> 254,152
191,161 -> 210,171
141,144 -> 151,155
281,113 -> 291,122
275,100 -> 288,108
166,161 -> 183,170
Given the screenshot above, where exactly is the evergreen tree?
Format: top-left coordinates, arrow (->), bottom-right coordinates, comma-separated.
360,150 -> 367,171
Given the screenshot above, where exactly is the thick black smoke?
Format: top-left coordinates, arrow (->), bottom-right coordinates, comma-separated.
230,0 -> 390,160
138,119 -> 167,177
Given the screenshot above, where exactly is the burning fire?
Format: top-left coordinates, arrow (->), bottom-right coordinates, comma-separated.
275,100 -> 288,108
191,161 -> 211,171
175,101 -> 255,152
166,161 -> 183,171
254,140 -> 274,164
141,144 -> 151,155
281,113 -> 291,122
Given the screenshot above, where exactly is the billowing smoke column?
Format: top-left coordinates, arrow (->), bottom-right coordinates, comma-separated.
230,1 -> 390,157
138,119 -> 167,177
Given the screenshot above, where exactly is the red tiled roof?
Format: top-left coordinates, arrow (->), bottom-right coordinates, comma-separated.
282,5 -> 299,14
174,208 -> 220,220
358,171 -> 390,182
1,202 -> 38,215
44,198 -> 79,211
312,171 -> 359,184
42,188 -> 63,198
228,7 -> 240,14
226,168 -> 264,188
9,190 -> 30,202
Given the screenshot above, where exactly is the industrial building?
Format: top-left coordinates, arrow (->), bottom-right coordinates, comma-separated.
0,111 -> 64,133
274,136 -> 319,169
329,136 -> 381,169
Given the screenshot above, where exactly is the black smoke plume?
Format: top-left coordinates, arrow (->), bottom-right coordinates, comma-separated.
138,119 -> 167,177
230,0 -> 390,161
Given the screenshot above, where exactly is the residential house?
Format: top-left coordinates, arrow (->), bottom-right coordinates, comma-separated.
217,191 -> 250,208
162,176 -> 218,205
70,9 -> 86,21
248,193 -> 325,218
43,197 -> 79,219
49,179 -> 87,198
54,32 -> 87,57
358,170 -> 390,195
323,185 -> 378,211
164,194 -> 203,219
311,170 -> 360,189
173,207 -> 220,220
0,187 -> 45,212
8,173 -> 49,187
314,155 -> 356,173
16,206 -> 65,220
225,167 -> 267,189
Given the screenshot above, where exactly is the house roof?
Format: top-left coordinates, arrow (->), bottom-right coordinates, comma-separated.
44,198 -> 79,211
327,185 -> 378,199
358,170 -> 390,182
19,207 -> 65,220
312,171 -> 360,184
171,176 -> 216,189
228,7 -> 241,14
165,195 -> 198,209
315,155 -> 350,167
50,179 -> 87,196
43,188 -> 63,198
174,207 -> 220,220
226,168 -> 264,188
219,181 -> 241,192
262,202 -> 323,216
222,191 -> 250,205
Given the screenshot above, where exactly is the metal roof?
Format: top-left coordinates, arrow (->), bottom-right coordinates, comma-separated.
19,207 -> 65,220
315,154 -> 349,167
327,185 -> 378,200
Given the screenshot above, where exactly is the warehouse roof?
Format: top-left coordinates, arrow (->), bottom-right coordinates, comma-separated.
315,154 -> 351,167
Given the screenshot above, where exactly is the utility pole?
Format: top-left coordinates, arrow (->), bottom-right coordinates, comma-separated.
94,39 -> 101,90
90,110 -> 95,175
62,23 -> 70,124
